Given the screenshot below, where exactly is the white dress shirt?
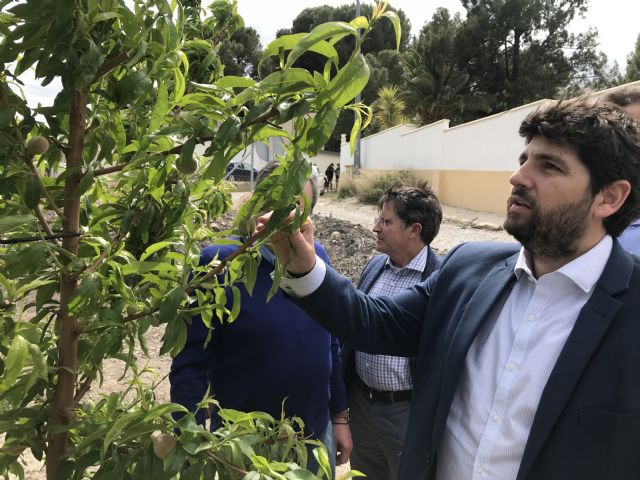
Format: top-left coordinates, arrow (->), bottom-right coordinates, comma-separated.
280,236 -> 613,479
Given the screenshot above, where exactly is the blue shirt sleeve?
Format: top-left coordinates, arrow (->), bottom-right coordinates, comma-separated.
314,241 -> 349,414
169,245 -> 230,425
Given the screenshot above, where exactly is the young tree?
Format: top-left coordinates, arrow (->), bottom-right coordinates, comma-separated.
370,85 -> 407,131
0,1 -> 397,478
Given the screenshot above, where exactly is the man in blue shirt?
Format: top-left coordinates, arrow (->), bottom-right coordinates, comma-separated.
606,87 -> 640,256
170,161 -> 352,469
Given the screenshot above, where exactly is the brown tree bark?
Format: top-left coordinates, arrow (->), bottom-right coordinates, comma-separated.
46,87 -> 88,480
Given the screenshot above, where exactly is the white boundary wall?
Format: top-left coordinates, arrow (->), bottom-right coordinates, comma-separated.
342,80 -> 640,175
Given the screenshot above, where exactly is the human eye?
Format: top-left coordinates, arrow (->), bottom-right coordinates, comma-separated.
543,161 -> 561,172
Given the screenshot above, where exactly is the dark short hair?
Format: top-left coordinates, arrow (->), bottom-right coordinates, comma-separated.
605,87 -> 640,108
255,160 -> 319,210
519,95 -> 640,236
379,182 -> 442,244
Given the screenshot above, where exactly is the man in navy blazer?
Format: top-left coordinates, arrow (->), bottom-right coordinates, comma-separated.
344,183 -> 443,480
260,95 -> 640,480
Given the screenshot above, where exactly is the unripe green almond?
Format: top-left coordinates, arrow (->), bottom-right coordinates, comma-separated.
232,132 -> 243,147
176,156 -> 197,175
26,136 -> 49,156
152,432 -> 177,459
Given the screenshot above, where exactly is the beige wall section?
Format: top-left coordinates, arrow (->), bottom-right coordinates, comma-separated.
438,170 -> 512,213
352,169 -> 511,214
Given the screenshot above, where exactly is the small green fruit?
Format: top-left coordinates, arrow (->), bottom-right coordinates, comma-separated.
26,136 -> 49,156
231,132 -> 243,147
176,156 -> 198,175
151,431 -> 177,459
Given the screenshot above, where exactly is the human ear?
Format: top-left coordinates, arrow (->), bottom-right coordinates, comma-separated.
593,180 -> 632,219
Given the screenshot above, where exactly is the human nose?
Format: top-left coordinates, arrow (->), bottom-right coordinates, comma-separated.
372,217 -> 383,232
509,161 -> 533,189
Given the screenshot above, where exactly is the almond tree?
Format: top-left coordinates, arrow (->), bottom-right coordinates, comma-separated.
0,0 -> 399,478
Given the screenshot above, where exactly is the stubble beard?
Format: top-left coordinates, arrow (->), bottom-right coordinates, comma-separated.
504,189 -> 594,260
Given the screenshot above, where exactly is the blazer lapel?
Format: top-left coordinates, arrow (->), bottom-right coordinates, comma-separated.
432,254 -> 519,444
517,242 -> 634,480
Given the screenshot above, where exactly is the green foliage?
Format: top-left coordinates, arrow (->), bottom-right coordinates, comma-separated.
356,171 -> 418,205
625,34 -> 640,83
336,179 -> 357,199
0,0 -> 399,478
401,8 -> 489,126
371,85 -> 407,131
276,2 -> 411,151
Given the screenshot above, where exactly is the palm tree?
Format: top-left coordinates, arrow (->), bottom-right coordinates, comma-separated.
371,85 -> 408,131
401,8 -> 489,125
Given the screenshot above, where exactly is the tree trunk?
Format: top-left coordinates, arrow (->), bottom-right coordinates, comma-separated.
46,87 -> 88,480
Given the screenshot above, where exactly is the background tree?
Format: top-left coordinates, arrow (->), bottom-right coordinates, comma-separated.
275,3 -> 410,151
401,8 -> 487,125
454,0 -> 606,112
370,85 -> 407,132
0,0 -> 396,478
218,26 -> 263,78
624,34 -> 640,82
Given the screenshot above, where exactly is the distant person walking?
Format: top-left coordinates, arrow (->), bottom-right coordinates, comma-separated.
335,164 -> 341,190
325,163 -> 335,192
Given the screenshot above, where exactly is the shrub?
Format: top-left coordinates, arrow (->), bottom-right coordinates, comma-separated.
338,179 -> 358,198
357,171 -> 419,204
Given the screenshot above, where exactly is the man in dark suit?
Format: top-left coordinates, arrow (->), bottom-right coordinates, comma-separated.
346,182 -> 442,480
259,95 -> 640,480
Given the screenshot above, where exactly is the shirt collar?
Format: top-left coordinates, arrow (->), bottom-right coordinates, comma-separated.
385,245 -> 430,273
514,235 -> 613,293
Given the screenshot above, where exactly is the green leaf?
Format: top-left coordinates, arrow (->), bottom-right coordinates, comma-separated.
350,16 -> 369,30
159,287 -> 185,325
140,241 -> 175,261
285,22 -> 357,69
215,76 -> 256,89
174,67 -> 185,102
261,33 -> 339,68
0,335 -> 29,390
317,54 -> 370,109
350,108 -> 362,157
74,169 -> 94,197
23,177 -> 41,209
382,11 -> 402,51
243,255 -> 258,296
102,411 -> 142,457
28,343 -> 47,379
229,285 -> 241,321
259,69 -> 315,95
0,214 -> 36,235
149,82 -> 169,132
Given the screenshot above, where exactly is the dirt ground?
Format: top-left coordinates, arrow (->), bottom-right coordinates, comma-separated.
21,193 -> 515,479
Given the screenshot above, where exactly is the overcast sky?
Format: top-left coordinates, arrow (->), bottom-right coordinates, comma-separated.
238,0 -> 639,70
20,0 -> 640,107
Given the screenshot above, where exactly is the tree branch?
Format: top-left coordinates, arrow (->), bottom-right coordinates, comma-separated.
69,233 -> 123,282
25,154 -> 63,219
92,106 -> 278,178
34,205 -> 59,246
92,52 -> 130,84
